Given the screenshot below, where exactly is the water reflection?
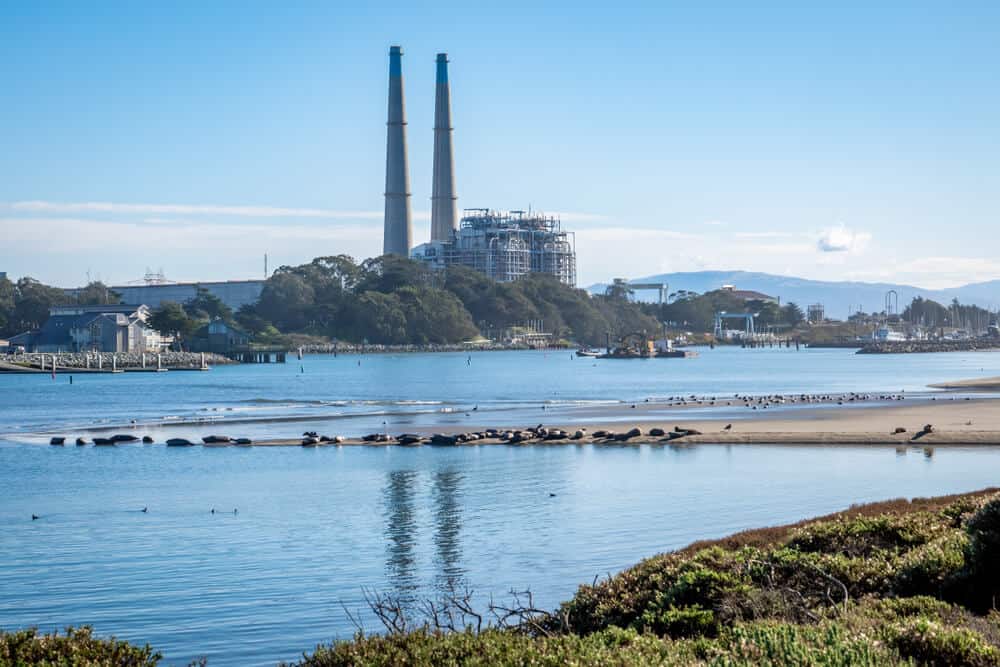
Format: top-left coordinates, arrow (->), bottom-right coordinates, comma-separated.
383,470 -> 419,597
432,469 -> 465,591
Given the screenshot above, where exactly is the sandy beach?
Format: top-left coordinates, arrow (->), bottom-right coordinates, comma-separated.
928,376 -> 1000,391
22,379 -> 1000,448
245,395 -> 1000,447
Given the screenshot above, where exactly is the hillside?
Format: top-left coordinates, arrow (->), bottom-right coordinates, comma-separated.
589,271 -> 1000,318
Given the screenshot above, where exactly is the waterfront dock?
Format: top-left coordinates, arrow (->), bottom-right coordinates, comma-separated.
0,351 -> 232,373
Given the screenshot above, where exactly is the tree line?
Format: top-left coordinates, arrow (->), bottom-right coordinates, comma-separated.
222,255 -> 661,346
8,266 -> 993,348
901,296 -> 996,331
0,276 -> 120,337
632,288 -> 805,332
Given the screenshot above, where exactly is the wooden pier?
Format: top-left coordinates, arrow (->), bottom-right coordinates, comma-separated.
225,347 -> 288,364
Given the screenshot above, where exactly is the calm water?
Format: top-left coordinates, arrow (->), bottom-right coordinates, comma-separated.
2,348 -> 1000,665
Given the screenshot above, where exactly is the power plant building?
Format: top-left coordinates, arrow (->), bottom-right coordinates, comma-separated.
411,209 -> 577,286
385,47 -> 577,286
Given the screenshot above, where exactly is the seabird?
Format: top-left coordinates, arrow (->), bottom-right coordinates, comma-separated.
141,507 -> 148,513
723,424 -> 732,431
31,514 -> 39,520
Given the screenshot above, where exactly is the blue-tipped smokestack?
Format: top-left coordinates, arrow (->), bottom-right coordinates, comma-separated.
383,45 -> 412,256
430,53 -> 457,242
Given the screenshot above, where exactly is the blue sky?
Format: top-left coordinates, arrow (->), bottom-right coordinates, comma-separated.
1,1 -> 998,288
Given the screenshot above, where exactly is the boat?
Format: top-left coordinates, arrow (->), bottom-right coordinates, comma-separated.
656,349 -> 698,358
575,348 -> 601,358
596,333 -> 695,359
874,327 -> 906,342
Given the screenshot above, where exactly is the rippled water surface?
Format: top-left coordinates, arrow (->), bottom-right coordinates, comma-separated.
2,348 -> 1000,665
3,347 -> 1000,439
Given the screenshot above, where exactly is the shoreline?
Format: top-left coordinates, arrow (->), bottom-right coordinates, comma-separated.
15,395 -> 1000,448
929,375 -> 1000,390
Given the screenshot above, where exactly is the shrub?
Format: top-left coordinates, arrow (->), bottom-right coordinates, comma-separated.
893,532 -> 968,597
557,553 -> 684,634
701,622 -> 899,666
638,605 -> 718,638
290,627 -> 688,666
889,618 -> 1000,667
764,548 -> 893,602
0,626 -> 160,666
964,495 -> 1000,606
788,514 -> 943,557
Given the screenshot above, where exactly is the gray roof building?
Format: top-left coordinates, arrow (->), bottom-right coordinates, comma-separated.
13,304 -> 159,353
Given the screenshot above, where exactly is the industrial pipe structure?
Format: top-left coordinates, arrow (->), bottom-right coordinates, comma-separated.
383,45 -> 412,256
430,53 -> 458,242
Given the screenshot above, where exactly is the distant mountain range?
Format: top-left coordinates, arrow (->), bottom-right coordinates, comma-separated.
587,271 -> 1000,318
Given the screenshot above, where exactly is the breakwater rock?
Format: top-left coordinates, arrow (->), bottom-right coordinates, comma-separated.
857,339 -> 1000,354
8,351 -> 235,370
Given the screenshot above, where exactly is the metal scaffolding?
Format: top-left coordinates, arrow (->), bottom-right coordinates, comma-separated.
412,208 -> 577,286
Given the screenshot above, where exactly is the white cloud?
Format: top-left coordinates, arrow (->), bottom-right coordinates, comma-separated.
817,224 -> 872,253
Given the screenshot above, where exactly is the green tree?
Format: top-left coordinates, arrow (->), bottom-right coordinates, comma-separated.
356,255 -> 434,293
148,301 -> 199,348
75,281 -> 121,306
604,280 -> 634,302
11,277 -> 71,333
782,302 -> 806,326
234,304 -> 272,335
0,276 -> 15,336
395,285 -> 479,344
338,291 -> 408,344
256,272 -> 316,331
186,287 -> 233,322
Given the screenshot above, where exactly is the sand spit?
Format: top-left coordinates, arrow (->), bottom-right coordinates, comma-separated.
25,395 -> 1000,449
928,376 -> 1000,391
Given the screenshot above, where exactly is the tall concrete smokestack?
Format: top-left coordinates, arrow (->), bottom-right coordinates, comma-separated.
383,45 -> 412,256
430,53 -> 458,242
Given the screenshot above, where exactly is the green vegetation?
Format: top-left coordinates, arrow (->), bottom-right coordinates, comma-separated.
235,255 -> 659,346
293,489 -> 1000,666
0,261 -> 658,348
4,272 -> 997,348
147,288 -> 236,349
636,289 -> 804,334
0,626 -> 160,666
